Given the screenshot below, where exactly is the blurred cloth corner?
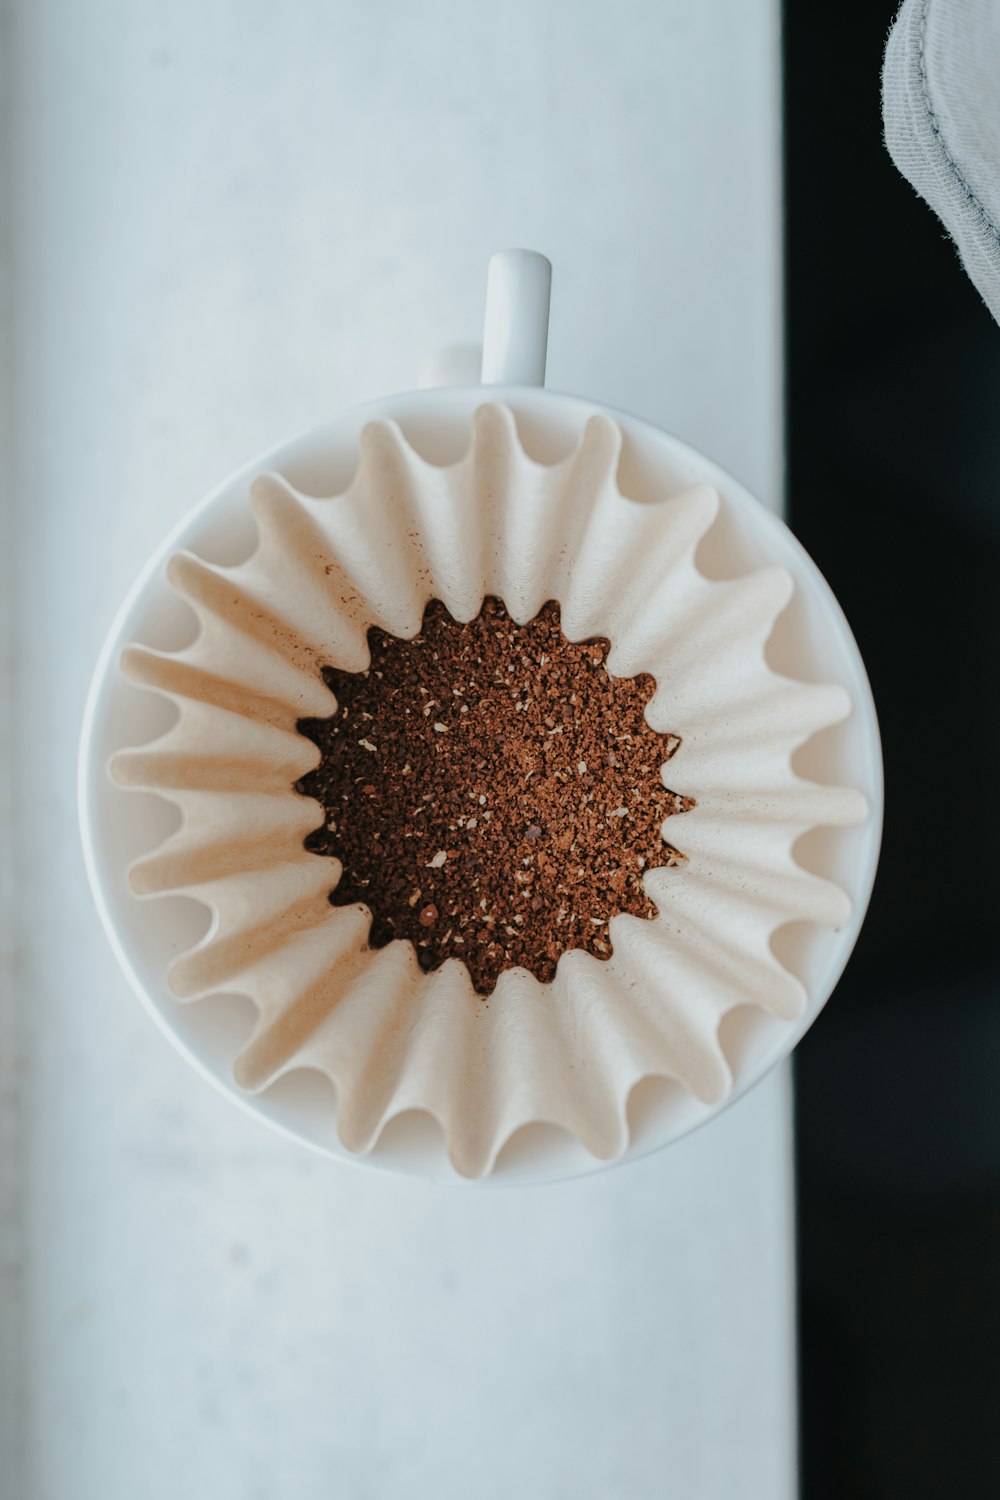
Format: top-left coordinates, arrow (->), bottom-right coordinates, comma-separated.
883,0 -> 1000,325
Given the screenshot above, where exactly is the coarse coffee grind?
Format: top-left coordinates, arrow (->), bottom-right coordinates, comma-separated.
296,597 -> 694,994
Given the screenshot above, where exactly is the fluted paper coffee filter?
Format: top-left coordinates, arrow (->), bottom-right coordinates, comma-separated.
112,403 -> 866,1177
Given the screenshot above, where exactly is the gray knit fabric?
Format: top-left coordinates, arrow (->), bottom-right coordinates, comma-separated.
883,0 -> 1000,324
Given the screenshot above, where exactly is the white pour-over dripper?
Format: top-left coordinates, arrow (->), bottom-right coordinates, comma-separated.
79,250 -> 882,1184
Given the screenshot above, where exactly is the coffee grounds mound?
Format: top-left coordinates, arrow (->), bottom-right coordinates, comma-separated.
296,597 -> 694,995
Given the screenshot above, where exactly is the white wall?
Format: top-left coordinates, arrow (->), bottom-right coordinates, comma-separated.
4,3 -> 791,1497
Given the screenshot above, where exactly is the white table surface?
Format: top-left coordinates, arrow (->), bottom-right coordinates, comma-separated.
3,2 -> 794,1496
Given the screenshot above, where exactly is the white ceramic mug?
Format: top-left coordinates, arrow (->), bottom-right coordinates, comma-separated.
79,250 -> 883,1185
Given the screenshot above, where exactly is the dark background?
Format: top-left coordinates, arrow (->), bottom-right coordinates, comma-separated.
785,4 -> 1000,1496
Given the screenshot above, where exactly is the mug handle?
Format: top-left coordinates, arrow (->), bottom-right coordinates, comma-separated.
418,249 -> 552,390
481,248 -> 552,387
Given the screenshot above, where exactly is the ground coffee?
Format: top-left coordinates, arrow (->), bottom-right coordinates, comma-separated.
297,597 -> 693,994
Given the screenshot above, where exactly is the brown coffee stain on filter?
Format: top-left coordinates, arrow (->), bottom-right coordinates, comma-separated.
297,597 -> 694,994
